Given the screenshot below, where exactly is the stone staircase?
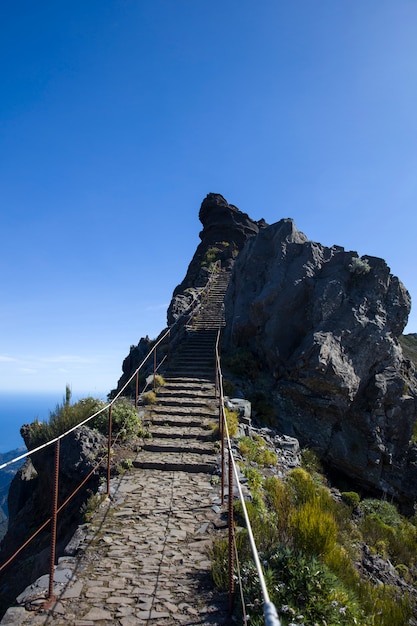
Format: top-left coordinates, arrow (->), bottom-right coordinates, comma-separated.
135,270 -> 231,474
1,270 -> 233,626
190,270 -> 229,331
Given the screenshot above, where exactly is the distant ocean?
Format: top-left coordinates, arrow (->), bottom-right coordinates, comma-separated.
0,391 -> 107,454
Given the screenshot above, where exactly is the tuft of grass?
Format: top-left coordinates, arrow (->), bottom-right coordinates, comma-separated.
142,391 -> 157,405
238,434 -> 277,467
80,492 -> 106,523
224,407 -> 239,438
154,374 -> 165,388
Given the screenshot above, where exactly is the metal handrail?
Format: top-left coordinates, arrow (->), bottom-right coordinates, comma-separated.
0,265 -> 220,603
215,329 -> 281,626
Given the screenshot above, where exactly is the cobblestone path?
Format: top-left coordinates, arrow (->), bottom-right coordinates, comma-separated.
2,462 -> 229,626
1,272 -> 232,626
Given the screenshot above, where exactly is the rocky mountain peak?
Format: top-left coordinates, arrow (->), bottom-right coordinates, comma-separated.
198,192 -> 266,247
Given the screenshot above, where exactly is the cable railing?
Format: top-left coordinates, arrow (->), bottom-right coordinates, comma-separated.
0,262 -> 277,623
0,264 -> 221,608
215,329 -> 281,626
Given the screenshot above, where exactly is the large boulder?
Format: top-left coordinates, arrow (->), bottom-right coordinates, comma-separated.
0,426 -> 105,616
223,218 -> 417,510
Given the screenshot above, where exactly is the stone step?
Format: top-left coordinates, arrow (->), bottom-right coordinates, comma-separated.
149,426 -> 213,440
156,390 -> 216,402
163,376 -> 216,385
142,441 -> 215,455
147,415 -> 215,427
153,398 -> 215,409
133,452 -> 217,473
167,363 -> 214,372
162,378 -> 214,388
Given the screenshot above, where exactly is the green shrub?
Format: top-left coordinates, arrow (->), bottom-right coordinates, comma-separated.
341,491 -> 361,509
286,467 -> 317,506
238,435 -> 277,467
358,581 -> 414,626
349,256 -> 371,275
238,435 -> 258,462
92,398 -> 146,441
358,499 -> 417,572
25,389 -> 105,447
290,499 -> 338,558
241,465 -> 263,494
201,246 -> 221,268
238,546 -> 363,626
256,447 -> 277,467
301,448 -> 322,473
359,499 -> 402,528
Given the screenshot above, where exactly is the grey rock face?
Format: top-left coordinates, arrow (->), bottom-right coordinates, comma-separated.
167,193 -> 266,325
223,218 -> 417,510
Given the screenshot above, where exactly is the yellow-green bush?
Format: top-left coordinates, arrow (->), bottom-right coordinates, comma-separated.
290,499 -> 338,558
224,407 -> 239,437
286,467 -> 317,506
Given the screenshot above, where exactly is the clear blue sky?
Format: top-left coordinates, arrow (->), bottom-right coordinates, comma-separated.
1,1 -> 416,395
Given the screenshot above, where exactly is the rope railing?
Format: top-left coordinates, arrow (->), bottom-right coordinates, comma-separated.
0,264 -> 221,604
215,329 -> 281,626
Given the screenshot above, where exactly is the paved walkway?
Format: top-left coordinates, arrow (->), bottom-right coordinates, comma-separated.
1,273 -> 233,626
2,461 -> 229,626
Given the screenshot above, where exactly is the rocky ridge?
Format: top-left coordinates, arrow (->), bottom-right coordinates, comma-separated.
118,193 -> 417,511
222,215 -> 417,512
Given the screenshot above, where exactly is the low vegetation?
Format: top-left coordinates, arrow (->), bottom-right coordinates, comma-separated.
24,386 -> 148,447
399,333 -> 417,369
349,256 -> 371,275
210,448 -> 417,626
224,348 -> 262,381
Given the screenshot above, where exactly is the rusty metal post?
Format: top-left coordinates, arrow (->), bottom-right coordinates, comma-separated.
220,406 -> 225,504
228,446 -> 235,613
107,404 -> 113,496
135,372 -> 139,408
48,439 -> 60,601
153,348 -> 157,390
215,359 -> 219,400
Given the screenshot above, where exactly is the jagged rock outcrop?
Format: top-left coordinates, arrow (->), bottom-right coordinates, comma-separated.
113,193 -> 417,510
114,193 -> 266,395
223,217 -> 417,511
167,193 -> 266,324
0,449 -> 25,542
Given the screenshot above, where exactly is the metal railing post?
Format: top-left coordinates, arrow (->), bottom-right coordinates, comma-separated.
221,406 -> 225,504
135,372 -> 139,408
107,404 -> 113,496
153,348 -> 157,390
48,439 -> 60,601
228,445 -> 235,613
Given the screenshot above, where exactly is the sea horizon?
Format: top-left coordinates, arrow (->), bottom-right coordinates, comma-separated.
0,390 -> 108,454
